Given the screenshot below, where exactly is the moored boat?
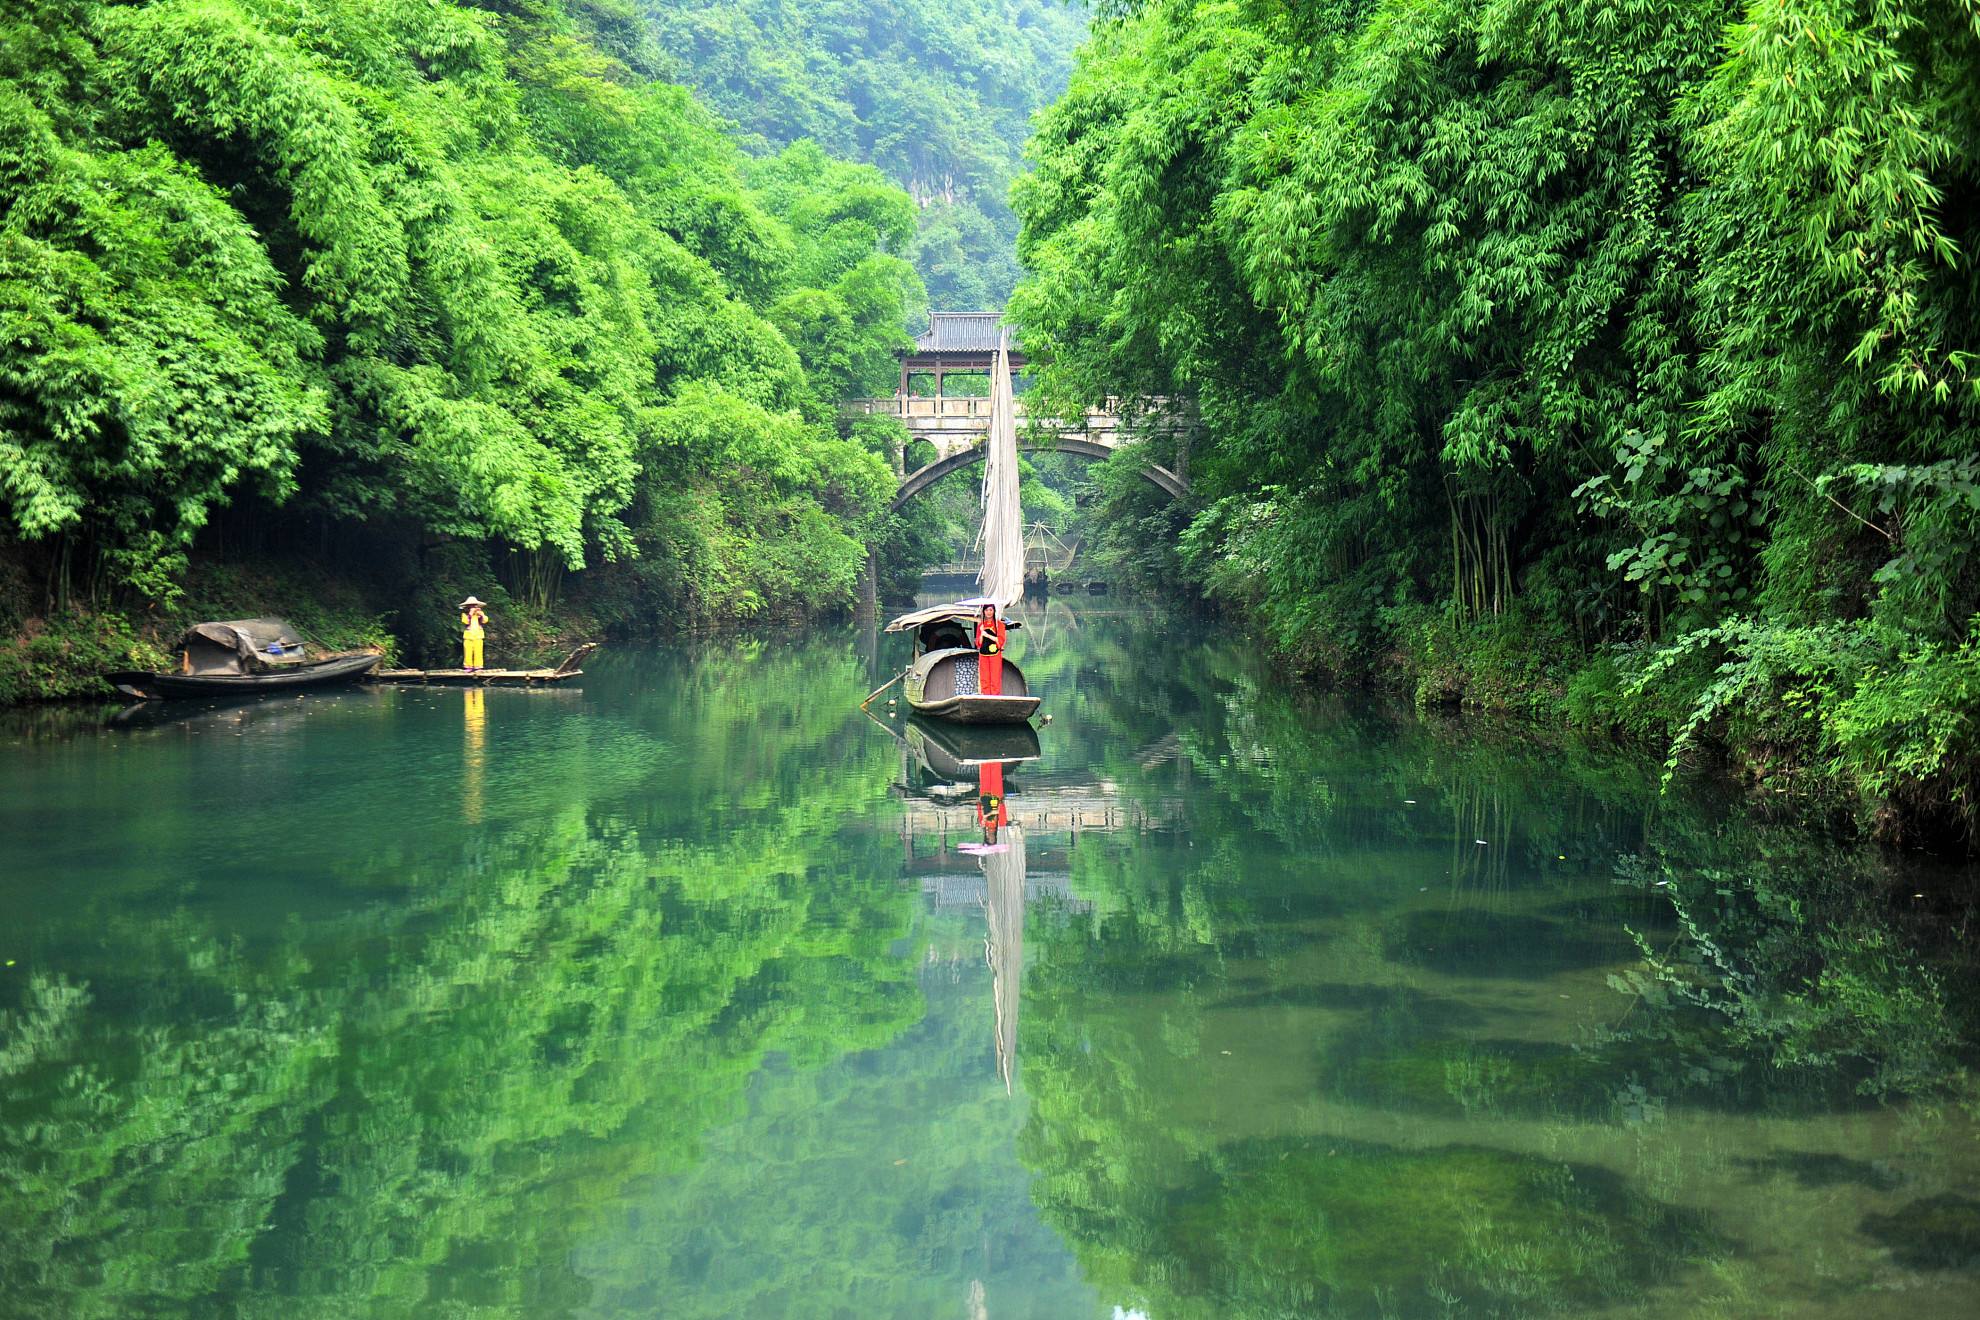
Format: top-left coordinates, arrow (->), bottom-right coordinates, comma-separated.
103,618 -> 380,700
884,599 -> 1040,724
875,327 -> 1041,724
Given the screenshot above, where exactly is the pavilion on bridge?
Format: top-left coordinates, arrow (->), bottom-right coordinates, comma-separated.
896,312 -> 1026,405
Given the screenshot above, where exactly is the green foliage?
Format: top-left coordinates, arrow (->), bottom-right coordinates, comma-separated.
640,0 -> 1087,308
1830,621 -> 1980,810
1072,446 -> 1191,595
622,379 -> 892,622
1621,614 -> 1980,822
750,141 -> 922,404
0,610 -> 163,703
0,0 -> 922,638
0,30 -> 324,601
1013,0 -> 1980,825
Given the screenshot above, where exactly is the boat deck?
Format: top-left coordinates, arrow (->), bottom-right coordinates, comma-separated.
368,643 -> 596,687
368,667 -> 583,687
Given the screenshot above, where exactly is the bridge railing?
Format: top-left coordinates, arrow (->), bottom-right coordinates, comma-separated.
845,395 -> 1185,417
846,397 -> 1192,450
846,397 -> 998,420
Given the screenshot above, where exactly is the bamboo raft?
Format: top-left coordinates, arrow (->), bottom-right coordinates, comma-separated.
369,643 -> 595,687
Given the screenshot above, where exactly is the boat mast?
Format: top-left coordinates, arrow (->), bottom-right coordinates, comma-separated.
976,328 -> 1024,610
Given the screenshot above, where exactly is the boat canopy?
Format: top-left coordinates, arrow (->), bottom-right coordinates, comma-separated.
177,618 -> 309,674
883,599 -> 1025,634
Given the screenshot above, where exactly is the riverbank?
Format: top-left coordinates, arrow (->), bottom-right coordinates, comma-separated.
0,529 -> 917,706
0,556 -> 592,706
1250,598 -> 1978,855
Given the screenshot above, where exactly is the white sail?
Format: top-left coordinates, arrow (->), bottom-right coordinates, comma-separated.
976,331 -> 1024,609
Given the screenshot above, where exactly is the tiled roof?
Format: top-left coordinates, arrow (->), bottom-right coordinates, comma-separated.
913,313 -> 1019,353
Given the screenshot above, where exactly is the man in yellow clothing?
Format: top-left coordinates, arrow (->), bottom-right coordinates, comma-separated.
460,596 -> 488,671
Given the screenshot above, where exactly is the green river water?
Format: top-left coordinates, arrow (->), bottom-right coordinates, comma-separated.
3,603 -> 1978,1318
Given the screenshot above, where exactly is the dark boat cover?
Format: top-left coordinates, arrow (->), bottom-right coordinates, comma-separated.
178,618 -> 309,674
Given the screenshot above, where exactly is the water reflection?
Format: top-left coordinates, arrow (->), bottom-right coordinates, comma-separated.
0,608 -> 1976,1317
982,824 -> 1026,1095
889,717 -> 1044,1095
463,687 -> 486,824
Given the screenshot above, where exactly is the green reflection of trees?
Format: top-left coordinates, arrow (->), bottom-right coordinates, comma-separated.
1599,832 -> 1980,1111
581,966 -> 1096,1319
1016,898 -> 1717,1317
0,961 -> 335,1319
1008,612 -> 1977,1317
0,640 -> 925,1317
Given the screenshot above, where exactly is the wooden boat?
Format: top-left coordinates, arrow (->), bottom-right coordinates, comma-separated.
368,643 -> 595,687
885,600 -> 1039,724
874,333 -> 1041,724
104,618 -> 380,700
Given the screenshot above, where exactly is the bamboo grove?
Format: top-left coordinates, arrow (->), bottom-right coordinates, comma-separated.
1011,0 -> 1980,830
0,0 -> 925,629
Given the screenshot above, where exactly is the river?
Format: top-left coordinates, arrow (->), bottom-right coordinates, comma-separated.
2,602 -> 1977,1318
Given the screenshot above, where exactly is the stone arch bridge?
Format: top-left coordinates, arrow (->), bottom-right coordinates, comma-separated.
845,394 -> 1191,511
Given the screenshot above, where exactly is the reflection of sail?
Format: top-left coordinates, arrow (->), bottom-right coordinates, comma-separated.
981,823 -> 1026,1094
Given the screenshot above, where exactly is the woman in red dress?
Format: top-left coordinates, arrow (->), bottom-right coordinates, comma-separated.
974,603 -> 1007,696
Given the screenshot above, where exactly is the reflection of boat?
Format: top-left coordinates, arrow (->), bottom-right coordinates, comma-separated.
110,694 -> 260,729
106,691 -> 334,734
103,619 -> 380,699
884,600 -> 1040,724
904,717 -> 1041,783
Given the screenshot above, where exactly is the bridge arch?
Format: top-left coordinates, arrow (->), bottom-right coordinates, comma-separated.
889,436 -> 1188,513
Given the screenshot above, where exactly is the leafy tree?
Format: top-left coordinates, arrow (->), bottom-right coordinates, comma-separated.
640,0 -> 1088,309
0,0 -> 923,627
1012,0 -> 1980,827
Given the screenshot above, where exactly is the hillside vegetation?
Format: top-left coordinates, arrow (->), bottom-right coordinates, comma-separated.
1012,0 -> 1980,836
642,0 -> 1087,309
0,0 -> 924,676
